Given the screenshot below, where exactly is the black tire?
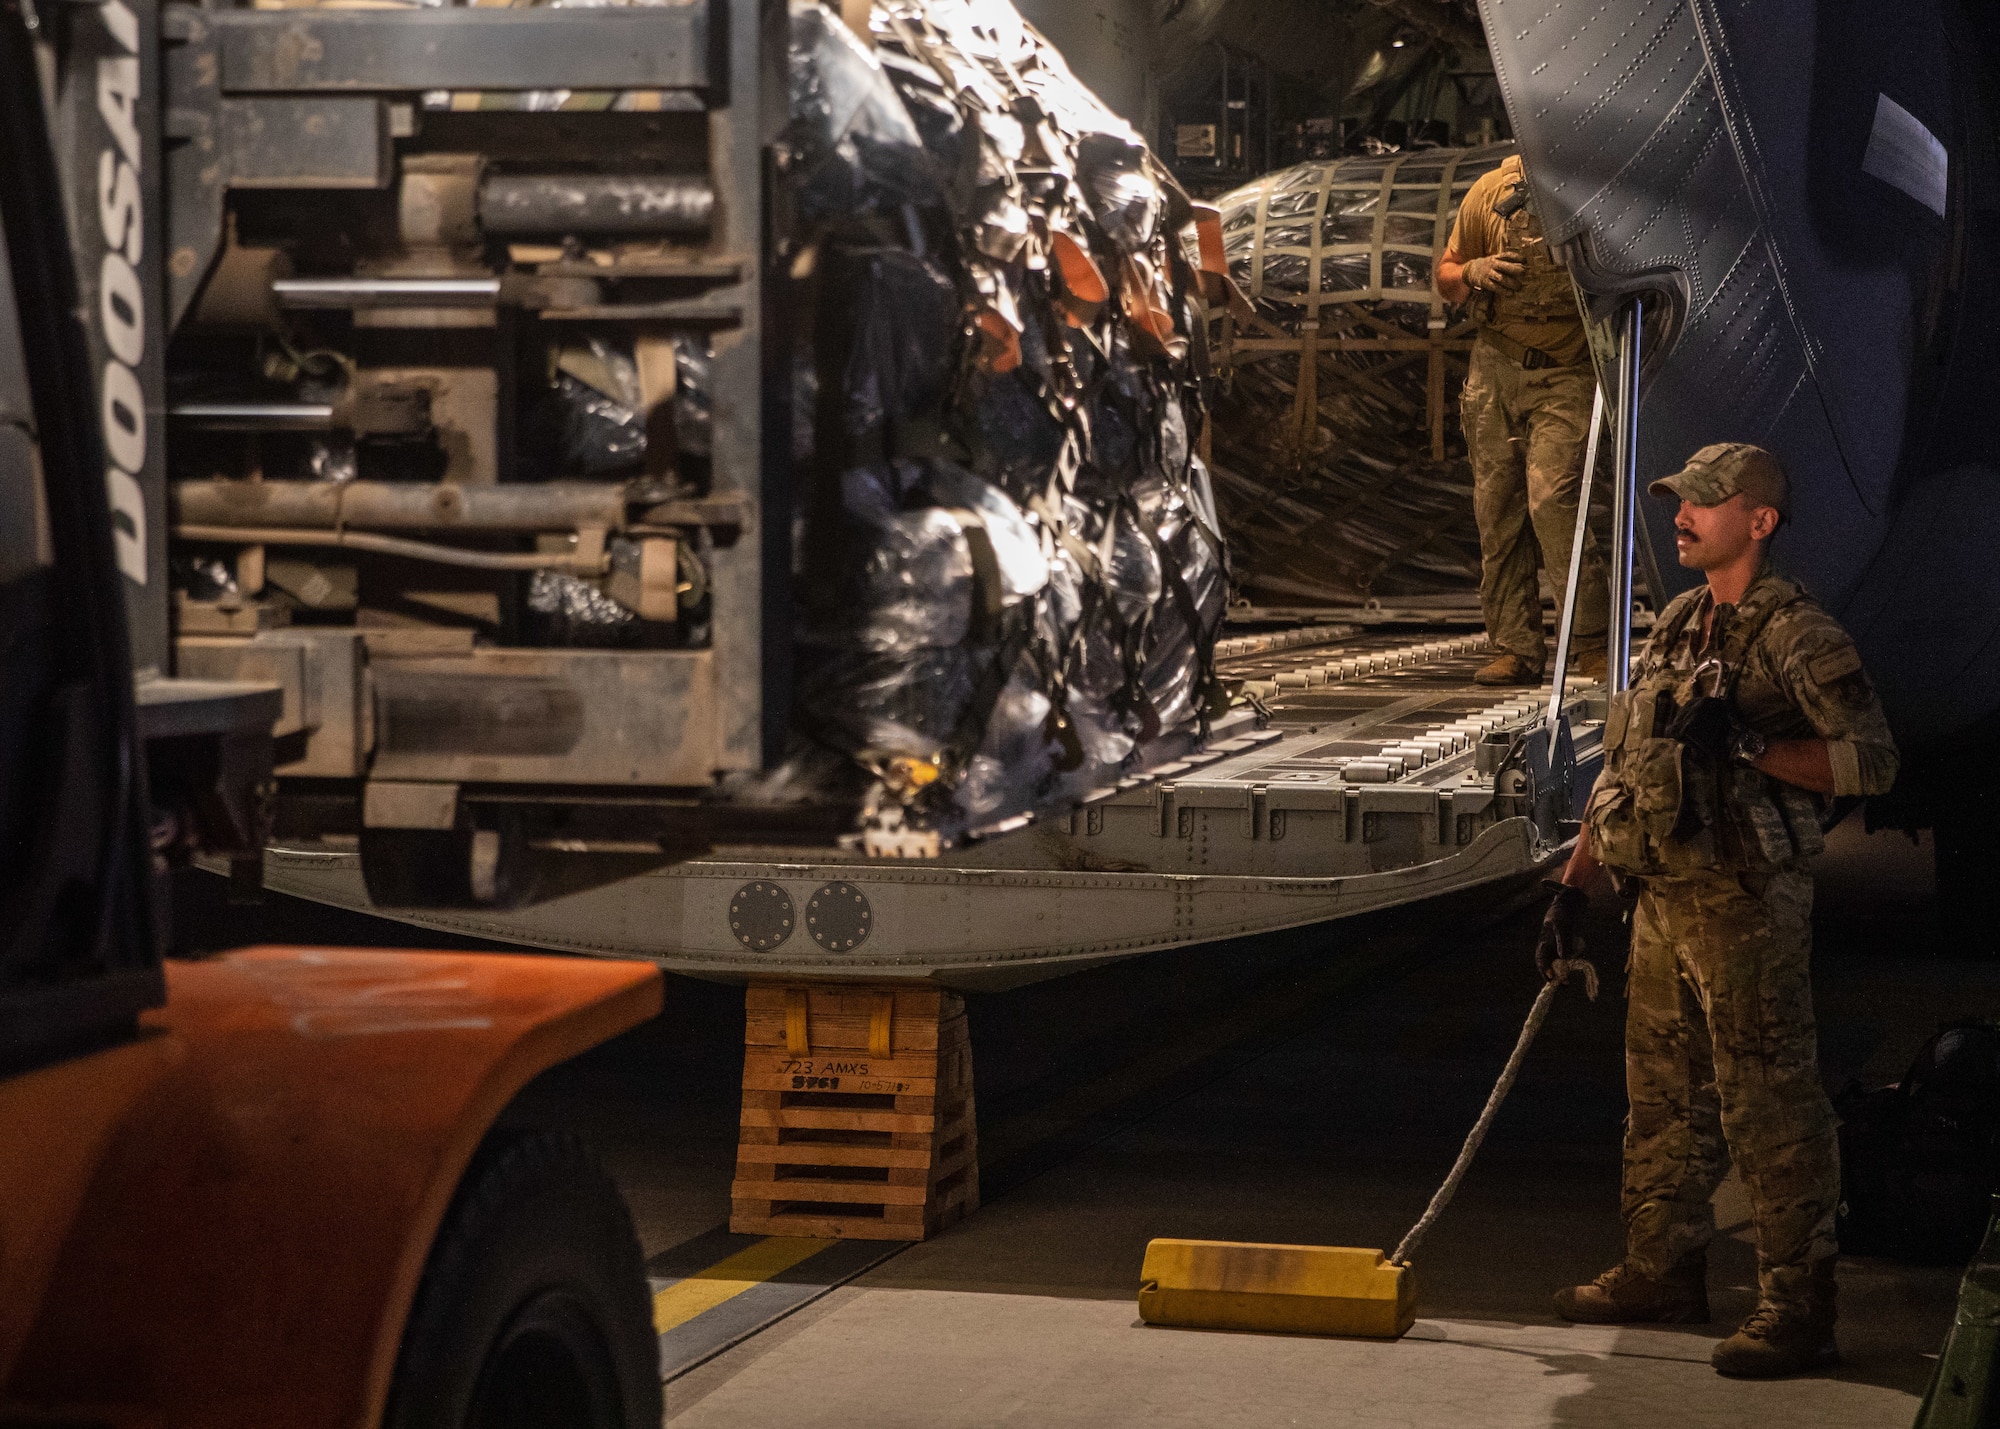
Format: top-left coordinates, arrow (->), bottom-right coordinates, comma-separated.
383,1129 -> 661,1429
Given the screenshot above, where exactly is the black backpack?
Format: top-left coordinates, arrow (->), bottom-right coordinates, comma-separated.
1838,1019 -> 2000,1264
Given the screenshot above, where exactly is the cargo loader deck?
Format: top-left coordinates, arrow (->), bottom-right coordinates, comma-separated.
254,619 -> 1605,988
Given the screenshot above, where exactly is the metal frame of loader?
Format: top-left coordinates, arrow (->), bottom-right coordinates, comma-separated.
50,0 -> 803,909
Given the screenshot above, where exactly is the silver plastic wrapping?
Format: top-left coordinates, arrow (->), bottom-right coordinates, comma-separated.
308,437 -> 357,485
787,3 -> 942,223
171,554 -> 240,603
1140,455 -> 1228,734
672,337 -> 712,459
526,568 -> 640,648
781,0 -> 1227,843
528,334 -> 648,481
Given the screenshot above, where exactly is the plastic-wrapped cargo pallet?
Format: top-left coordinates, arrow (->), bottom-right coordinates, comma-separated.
1207,145 -> 1515,606
770,1 -> 1229,851
173,0 -> 1224,862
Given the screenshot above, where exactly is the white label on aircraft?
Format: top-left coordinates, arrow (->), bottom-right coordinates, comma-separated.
1861,93 -> 1948,218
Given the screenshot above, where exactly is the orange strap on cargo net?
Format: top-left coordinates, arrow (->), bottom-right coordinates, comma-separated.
1191,203 -> 1226,274
1051,229 -> 1108,328
1191,203 -> 1227,306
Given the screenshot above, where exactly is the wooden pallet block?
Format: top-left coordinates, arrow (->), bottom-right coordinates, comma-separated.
744,984 -> 964,1054
731,983 -> 979,1240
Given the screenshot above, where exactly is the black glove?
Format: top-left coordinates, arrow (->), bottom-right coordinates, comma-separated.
1535,881 -> 1589,982
1663,693 -> 1734,764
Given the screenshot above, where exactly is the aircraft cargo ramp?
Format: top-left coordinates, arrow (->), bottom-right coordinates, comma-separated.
254,617 -> 1604,988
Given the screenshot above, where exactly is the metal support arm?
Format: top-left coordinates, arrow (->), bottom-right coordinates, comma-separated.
1545,382 -> 1607,731
1608,298 -> 1644,694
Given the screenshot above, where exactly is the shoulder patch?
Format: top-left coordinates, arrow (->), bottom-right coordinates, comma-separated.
1807,645 -> 1863,684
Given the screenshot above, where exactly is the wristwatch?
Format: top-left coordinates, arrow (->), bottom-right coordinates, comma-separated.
1729,725 -> 1768,766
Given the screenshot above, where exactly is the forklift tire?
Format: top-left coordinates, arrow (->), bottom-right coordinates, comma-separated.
383,1129 -> 661,1429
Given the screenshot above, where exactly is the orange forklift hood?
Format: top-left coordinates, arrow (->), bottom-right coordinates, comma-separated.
0,946 -> 662,1428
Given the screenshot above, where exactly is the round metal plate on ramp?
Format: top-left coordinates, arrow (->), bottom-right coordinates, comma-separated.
729,882 -> 795,951
806,881 -> 872,951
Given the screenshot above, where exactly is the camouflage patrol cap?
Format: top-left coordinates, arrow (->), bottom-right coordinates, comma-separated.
1648,442 -> 1791,518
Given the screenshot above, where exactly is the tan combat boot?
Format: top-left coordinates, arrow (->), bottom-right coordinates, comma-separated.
1711,1261 -> 1839,1378
1553,1257 -> 1709,1325
1570,647 -> 1609,683
1474,651 -> 1543,686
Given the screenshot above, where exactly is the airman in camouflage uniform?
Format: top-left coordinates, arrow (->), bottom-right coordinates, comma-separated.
1535,443 -> 1898,1378
1439,154 -> 1607,686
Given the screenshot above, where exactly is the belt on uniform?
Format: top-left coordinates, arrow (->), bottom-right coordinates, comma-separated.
1476,326 -> 1586,371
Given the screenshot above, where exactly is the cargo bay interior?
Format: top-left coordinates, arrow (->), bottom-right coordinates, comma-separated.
4,0 -> 1999,1426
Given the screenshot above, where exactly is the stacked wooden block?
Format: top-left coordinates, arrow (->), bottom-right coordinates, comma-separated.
730,983 -> 979,1240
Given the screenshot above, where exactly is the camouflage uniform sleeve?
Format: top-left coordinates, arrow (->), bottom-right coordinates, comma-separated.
1448,171 -> 1498,260
1769,608 -> 1899,798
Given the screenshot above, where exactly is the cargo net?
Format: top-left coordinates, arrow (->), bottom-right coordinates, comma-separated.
1208,144 -> 1515,605
770,1 -> 1228,848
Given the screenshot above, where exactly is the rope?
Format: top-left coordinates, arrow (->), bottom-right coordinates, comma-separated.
1388,957 -> 1598,1267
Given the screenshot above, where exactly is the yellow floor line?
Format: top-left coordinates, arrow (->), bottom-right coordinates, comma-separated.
652,1237 -> 837,1334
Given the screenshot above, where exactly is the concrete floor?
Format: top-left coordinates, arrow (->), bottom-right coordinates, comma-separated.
179,817 -> 1995,1425
658,820 -> 1982,1427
